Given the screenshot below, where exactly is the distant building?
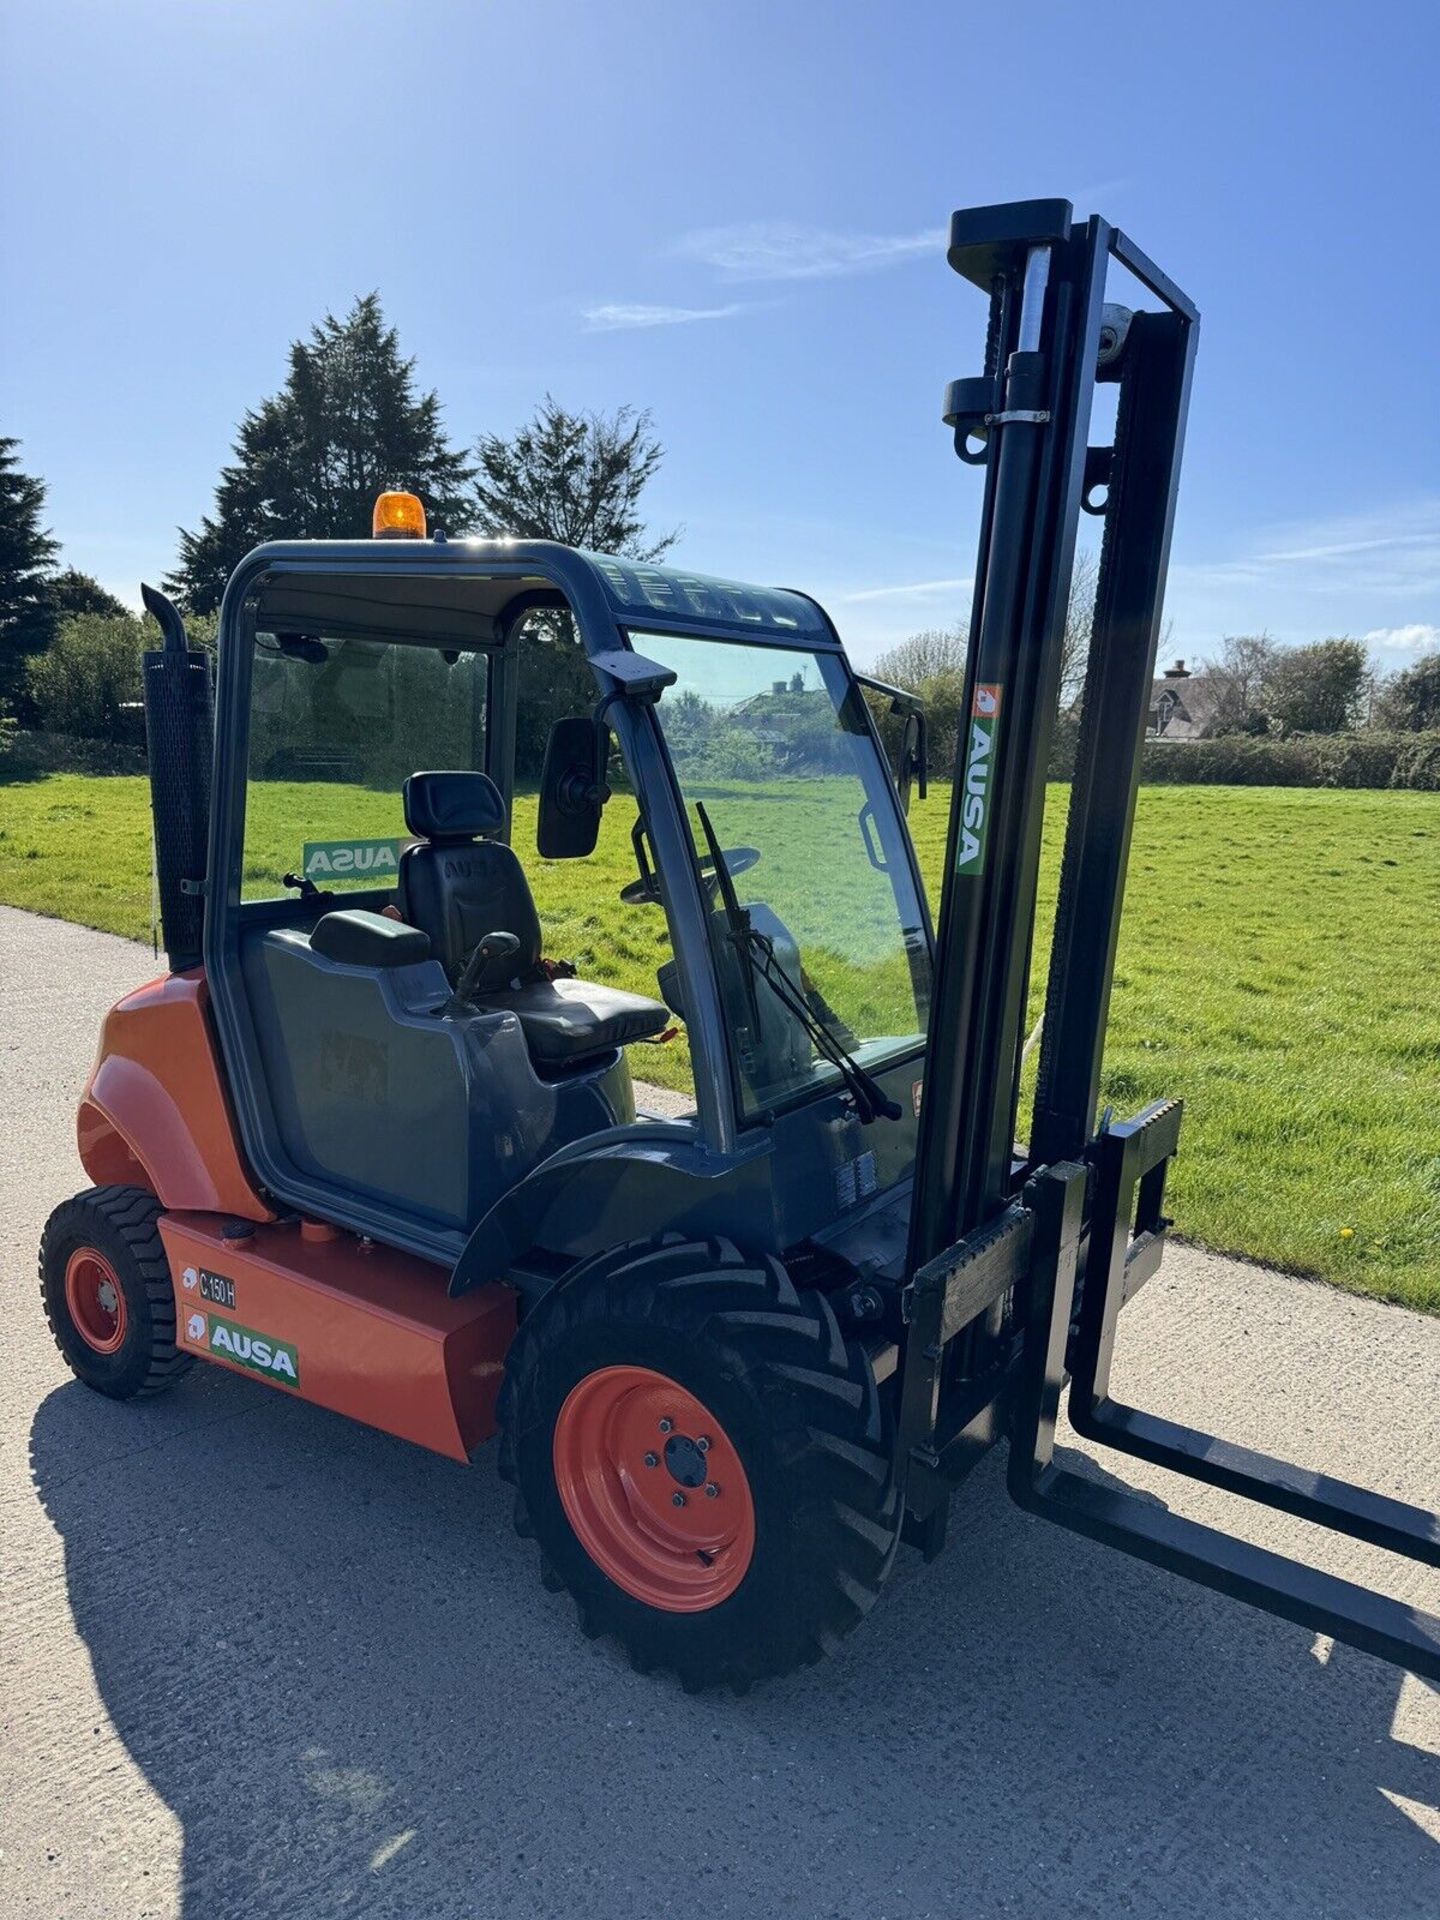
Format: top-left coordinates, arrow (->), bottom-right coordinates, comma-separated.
1147,659 -> 1221,741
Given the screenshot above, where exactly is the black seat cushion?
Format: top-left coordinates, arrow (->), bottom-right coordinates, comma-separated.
481,976 -> 670,1066
399,767 -> 669,1065
400,836 -> 542,985
399,769 -> 540,988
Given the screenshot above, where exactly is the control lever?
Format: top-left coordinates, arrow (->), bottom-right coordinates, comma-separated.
454,931 -> 521,1004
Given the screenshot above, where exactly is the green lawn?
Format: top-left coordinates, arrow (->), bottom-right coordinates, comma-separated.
2,770 -> 1436,1310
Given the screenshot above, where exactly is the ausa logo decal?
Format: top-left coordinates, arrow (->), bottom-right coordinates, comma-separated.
955,683 -> 1004,876
182,1310 -> 300,1387
302,837 -> 407,880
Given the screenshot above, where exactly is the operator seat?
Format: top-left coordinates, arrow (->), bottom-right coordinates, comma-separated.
398,771 -> 670,1069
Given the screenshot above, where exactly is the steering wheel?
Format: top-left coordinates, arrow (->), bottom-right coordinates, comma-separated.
619,845 -> 761,907
619,871 -> 663,906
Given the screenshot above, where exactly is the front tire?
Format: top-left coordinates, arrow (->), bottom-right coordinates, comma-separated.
39,1186 -> 193,1399
498,1236 -> 899,1692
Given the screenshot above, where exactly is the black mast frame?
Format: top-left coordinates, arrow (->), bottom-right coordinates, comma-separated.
891,201 -> 1439,1682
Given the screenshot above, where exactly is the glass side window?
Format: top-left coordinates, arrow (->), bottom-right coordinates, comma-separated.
242,637 -> 487,901
637,630 -> 931,1118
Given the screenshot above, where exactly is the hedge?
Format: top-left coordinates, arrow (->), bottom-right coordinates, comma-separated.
0,728 -> 148,778
7,718 -> 1439,794
1138,730 -> 1440,790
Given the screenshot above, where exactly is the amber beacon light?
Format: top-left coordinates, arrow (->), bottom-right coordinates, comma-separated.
372,490 -> 427,539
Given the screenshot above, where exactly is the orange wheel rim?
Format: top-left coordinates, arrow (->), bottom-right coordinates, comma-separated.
64,1249 -> 128,1355
552,1364 -> 756,1612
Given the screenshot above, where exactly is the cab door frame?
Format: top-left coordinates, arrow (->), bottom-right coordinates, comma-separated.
201,545 -> 740,1262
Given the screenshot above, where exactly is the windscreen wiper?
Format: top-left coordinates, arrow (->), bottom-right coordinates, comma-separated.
741,926 -> 902,1125
694,803 -> 901,1127
694,801 -> 763,1038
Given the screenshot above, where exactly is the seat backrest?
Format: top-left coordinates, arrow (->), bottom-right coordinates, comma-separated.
398,771 -> 541,985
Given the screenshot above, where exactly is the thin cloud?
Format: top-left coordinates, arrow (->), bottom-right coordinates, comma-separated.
1361,622 -> 1440,651
1161,497 -> 1440,658
581,301 -> 749,332
1072,176 -> 1134,207
837,576 -> 971,604
1255,534 -> 1427,564
1174,499 -> 1440,598
676,221 -> 943,282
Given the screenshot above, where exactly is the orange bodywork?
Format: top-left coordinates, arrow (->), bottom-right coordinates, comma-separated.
78,969 -> 273,1221
83,967 -> 517,1459
159,1213 -> 516,1459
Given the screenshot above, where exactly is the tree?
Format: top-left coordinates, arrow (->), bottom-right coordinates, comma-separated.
1201,633 -> 1279,735
472,397 -> 678,775
1265,637 -> 1368,735
51,568 -> 128,620
1375,653 -> 1440,732
872,550 -> 1097,706
25,612 -> 145,741
0,436 -> 59,705
873,624 -> 967,688
471,396 -> 678,560
1059,547 -> 1098,709
1202,633 -> 1371,737
25,608 -> 218,742
166,294 -> 475,613
870,551 -> 1097,777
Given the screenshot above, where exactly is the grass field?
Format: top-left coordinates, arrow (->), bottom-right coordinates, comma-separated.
2,769 -> 1436,1310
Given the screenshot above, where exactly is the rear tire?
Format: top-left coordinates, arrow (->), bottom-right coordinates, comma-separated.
498,1236 -> 899,1692
39,1186 -> 192,1399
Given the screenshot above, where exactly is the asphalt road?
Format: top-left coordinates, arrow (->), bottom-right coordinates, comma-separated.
2,903 -> 1437,1920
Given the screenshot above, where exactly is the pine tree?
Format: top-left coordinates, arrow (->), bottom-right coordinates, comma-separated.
0,437 -> 59,706
51,568 -> 128,619
166,295 -> 475,613
471,397 -> 678,560
471,398 -> 679,774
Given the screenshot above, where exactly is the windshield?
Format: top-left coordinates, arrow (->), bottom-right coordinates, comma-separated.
638,630 -> 931,1119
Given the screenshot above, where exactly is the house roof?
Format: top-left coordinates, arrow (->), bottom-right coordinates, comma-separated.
1148,670 -> 1222,740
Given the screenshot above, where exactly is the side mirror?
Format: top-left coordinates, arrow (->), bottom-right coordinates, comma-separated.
538,714 -> 610,859
855,672 -> 927,814
898,709 -> 929,813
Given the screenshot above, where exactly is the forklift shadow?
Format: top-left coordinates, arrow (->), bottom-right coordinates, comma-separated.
31,1367 -> 1439,1920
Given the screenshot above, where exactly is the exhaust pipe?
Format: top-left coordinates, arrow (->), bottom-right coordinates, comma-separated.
140,583 -> 213,972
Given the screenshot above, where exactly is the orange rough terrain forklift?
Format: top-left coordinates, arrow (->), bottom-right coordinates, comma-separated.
40,201 -> 1440,1691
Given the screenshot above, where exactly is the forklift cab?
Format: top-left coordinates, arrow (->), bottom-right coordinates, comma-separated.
202,533 -> 934,1280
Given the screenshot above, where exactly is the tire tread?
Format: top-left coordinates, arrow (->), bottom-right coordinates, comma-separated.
497,1235 -> 898,1693
39,1185 -> 194,1399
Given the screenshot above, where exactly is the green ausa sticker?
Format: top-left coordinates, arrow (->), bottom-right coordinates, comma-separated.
302,838 -> 407,880
955,683 -> 1003,875
184,1309 -> 300,1387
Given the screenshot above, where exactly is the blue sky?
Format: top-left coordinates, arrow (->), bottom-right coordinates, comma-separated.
3,0 -> 1438,676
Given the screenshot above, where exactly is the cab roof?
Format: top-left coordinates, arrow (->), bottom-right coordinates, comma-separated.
230,536 -> 841,652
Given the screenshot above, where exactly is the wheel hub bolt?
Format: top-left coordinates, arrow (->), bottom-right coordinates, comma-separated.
672,1491 -> 686,1508
705,1482 -> 720,1499
696,1436 -> 711,1453
643,1452 -> 658,1468
658,1417 -> 674,1434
